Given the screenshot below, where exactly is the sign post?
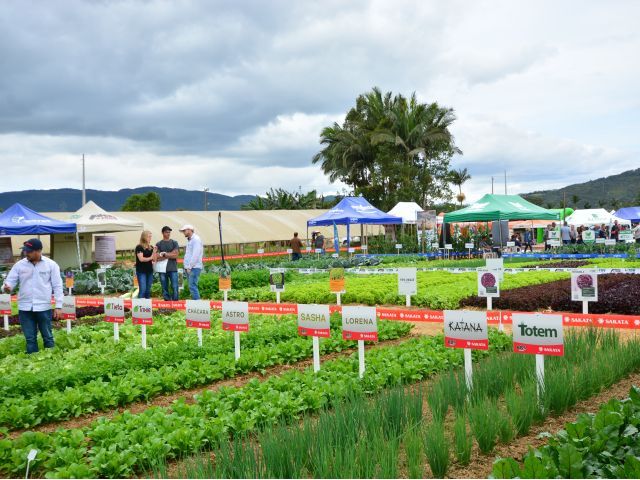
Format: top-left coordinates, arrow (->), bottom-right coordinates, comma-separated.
222,301 -> 249,360
478,268 -> 500,328
342,306 -> 377,378
132,298 -> 153,349
65,271 -> 74,295
0,294 -> 12,331
298,304 -> 331,372
62,296 -> 76,333
398,267 -> 417,307
444,310 -> 489,391
185,299 -> 211,347
96,269 -> 107,296
512,313 -> 564,404
465,242 -> 474,259
269,269 -> 285,304
395,243 -> 403,255
571,271 -> 598,314
444,243 -> 453,260
329,268 -> 346,305
104,298 -> 125,342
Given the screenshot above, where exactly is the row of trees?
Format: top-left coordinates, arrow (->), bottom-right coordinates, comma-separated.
240,188 -> 338,210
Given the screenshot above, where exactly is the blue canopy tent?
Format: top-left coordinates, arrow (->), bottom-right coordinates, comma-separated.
614,207 -> 640,223
307,197 -> 403,249
0,203 -> 79,268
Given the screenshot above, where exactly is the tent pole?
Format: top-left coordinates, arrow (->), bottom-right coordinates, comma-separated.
347,223 -> 350,249
76,232 -> 82,271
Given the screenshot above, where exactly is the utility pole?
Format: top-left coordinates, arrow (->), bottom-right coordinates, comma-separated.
82,154 -> 86,206
203,187 -> 209,211
504,170 -> 507,195
491,177 -> 494,194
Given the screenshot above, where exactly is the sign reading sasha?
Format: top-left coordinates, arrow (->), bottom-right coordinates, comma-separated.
297,304 -> 331,337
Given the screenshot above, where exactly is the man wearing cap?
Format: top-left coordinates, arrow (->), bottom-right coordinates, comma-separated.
179,224 -> 203,300
156,226 -> 180,301
2,239 -> 63,354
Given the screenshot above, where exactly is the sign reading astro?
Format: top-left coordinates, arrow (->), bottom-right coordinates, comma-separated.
222,300 -> 249,332
512,313 -> 564,356
444,310 -> 488,350
185,300 -> 211,329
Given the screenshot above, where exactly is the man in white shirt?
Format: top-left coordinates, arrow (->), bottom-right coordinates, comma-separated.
560,222 -> 571,245
179,224 -> 204,300
2,238 -> 63,353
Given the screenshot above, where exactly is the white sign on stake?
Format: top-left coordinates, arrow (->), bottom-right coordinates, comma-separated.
477,268 -> 500,298
62,295 -> 76,334
571,271 -> 598,301
222,301 -> 249,360
185,299 -> 211,347
132,298 -> 153,349
104,297 -> 125,342
444,310 -> 488,391
0,293 -> 11,331
298,304 -> 331,372
605,239 -> 616,246
465,242 -> 474,249
397,268 -> 417,306
342,305 -> 377,378
485,258 -> 504,281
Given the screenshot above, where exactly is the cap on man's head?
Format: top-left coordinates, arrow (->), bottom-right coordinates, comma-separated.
161,226 -> 172,233
179,224 -> 195,232
22,238 -> 43,252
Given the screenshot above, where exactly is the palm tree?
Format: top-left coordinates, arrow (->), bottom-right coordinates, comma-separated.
570,194 -> 580,208
448,168 -> 472,207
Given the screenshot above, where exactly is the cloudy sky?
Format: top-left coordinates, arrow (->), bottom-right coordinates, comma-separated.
1,0 -> 638,202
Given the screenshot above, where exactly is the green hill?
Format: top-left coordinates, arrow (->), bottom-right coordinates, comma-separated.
522,168 -> 640,210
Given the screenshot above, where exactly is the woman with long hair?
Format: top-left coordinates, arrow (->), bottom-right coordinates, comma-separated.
135,230 -> 157,299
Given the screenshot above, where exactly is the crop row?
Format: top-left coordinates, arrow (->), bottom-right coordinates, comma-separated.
154,329 -> 640,479
0,315 -> 411,429
0,330 -> 510,478
493,386 -> 640,478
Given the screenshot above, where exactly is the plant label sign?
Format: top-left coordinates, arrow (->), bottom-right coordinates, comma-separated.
65,271 -> 74,289
62,296 -> 76,320
445,244 -> 453,250
619,231 -> 634,243
571,271 -> 598,301
512,313 -> 564,356
132,298 -> 153,326
218,276 -> 231,291
298,304 -> 331,337
222,301 -> 249,332
269,269 -> 285,292
286,248 -> 293,254
0,294 -> 10,315
478,269 -> 500,298
548,230 -> 560,240
395,243 -> 403,249
342,306 -> 377,341
506,241 -> 516,247
595,237 -> 606,245
485,258 -> 504,281
104,298 -> 125,324
329,267 -> 346,293
257,248 -> 264,254
465,242 -> 474,249
96,269 -> 107,288
444,310 -> 488,350
582,230 -> 595,243
185,300 -> 211,329
604,239 -> 616,246
397,268 -> 417,296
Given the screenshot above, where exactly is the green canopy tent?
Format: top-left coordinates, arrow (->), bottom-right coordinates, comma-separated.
443,194 -> 560,248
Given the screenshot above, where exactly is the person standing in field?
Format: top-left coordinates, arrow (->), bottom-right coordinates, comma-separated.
135,230 -> 156,299
156,226 -> 180,300
289,232 -> 303,261
523,229 -> 533,253
180,224 -> 203,300
2,238 -> 63,354
560,221 -> 571,245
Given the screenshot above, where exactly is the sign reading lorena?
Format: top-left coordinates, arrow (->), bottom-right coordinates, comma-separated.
186,300 -> 211,329
398,268 -> 417,296
222,301 -> 249,331
512,313 -> 563,356
297,304 -> 331,337
132,298 -> 153,326
342,305 -> 378,341
0,294 -> 11,315
62,296 -> 76,320
104,298 -> 125,323
444,310 -> 488,350
571,271 -> 598,301
477,268 -> 500,298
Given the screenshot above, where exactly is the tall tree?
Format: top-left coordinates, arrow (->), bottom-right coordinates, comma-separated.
448,168 -> 472,207
121,192 -> 161,211
241,189 -> 333,210
570,194 -> 580,208
313,88 -> 460,211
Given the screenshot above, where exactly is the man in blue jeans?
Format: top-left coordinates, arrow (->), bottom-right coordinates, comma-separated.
3,238 -> 63,354
156,226 -> 180,300
179,224 -> 203,300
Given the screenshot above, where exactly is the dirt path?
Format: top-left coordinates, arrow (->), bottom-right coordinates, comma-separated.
447,371 -> 640,479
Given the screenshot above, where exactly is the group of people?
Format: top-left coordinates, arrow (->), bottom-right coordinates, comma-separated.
2,224 -> 205,354
541,220 -> 637,249
288,230 -> 325,261
135,224 -> 203,301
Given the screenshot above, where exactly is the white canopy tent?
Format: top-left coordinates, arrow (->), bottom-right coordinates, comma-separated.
68,201 -> 144,233
565,208 -> 631,227
387,202 -> 423,224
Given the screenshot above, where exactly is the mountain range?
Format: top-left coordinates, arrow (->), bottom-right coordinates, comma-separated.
0,187 -> 256,212
522,168 -> 640,210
